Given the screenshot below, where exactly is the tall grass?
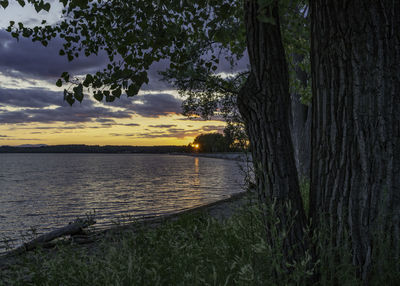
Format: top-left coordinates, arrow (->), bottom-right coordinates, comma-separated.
1,191 -> 399,285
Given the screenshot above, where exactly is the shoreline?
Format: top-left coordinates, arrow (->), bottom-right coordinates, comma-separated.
0,191 -> 255,268
172,152 -> 252,162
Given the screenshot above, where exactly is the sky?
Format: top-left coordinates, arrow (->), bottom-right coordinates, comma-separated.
0,2 -> 247,146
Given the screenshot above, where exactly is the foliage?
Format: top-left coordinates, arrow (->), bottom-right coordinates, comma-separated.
162,0 -> 311,135
190,130 -> 247,152
3,0 -> 310,132
3,0 -> 245,106
191,132 -> 229,153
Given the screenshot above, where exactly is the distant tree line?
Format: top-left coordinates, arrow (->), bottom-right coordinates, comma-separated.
0,145 -> 190,154
190,131 -> 248,153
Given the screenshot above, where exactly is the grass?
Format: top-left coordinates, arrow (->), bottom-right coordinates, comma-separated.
1,193 -> 399,285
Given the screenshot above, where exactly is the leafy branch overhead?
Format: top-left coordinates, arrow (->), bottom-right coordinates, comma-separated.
4,0 -> 246,106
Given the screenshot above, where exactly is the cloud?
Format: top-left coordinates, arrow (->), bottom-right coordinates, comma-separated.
0,87 -> 184,125
109,133 -> 136,137
201,125 -> 225,132
7,124 -> 116,131
135,127 -> 203,139
177,116 -> 225,122
148,124 -> 177,128
118,123 -> 141,127
0,30 -> 108,79
0,87 -> 64,108
95,118 -> 116,124
0,102 -> 132,124
111,93 -> 182,118
0,137 -> 38,141
0,31 -> 175,91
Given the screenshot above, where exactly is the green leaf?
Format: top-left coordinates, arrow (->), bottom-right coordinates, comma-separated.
112,88 -> 122,98
0,1 -> 9,9
94,92 -> 103,102
126,84 -> 139,97
56,79 -> 62,87
61,71 -> 69,82
43,2 -> 50,12
64,90 -> 75,106
73,84 -> 84,102
74,92 -> 84,103
34,3 -> 41,12
83,74 -> 93,87
105,95 -> 115,102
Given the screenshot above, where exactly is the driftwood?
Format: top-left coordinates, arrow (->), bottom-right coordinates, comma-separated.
6,218 -> 96,256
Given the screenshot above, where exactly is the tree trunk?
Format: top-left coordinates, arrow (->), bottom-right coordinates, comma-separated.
291,93 -> 311,180
237,0 -> 307,261
290,53 -> 312,180
309,0 -> 400,280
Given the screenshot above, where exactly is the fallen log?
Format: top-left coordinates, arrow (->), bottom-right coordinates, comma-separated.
6,218 -> 96,256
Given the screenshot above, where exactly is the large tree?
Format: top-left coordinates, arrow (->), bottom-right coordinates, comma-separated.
3,0 -> 399,282
309,0 -> 400,279
237,0 -> 307,260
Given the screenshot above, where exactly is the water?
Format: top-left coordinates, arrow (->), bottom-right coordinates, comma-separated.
0,153 -> 245,249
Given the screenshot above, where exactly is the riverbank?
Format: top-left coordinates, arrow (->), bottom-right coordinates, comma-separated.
1,190 -> 269,285
0,190 -> 253,268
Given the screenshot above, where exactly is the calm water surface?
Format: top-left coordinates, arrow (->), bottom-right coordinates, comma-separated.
0,154 -> 245,249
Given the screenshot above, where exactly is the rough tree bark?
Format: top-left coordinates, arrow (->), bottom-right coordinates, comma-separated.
291,93 -> 311,180
237,0 -> 307,260
309,0 -> 400,280
290,53 -> 312,180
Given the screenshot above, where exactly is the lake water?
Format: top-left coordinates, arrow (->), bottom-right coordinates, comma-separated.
0,153 -> 245,250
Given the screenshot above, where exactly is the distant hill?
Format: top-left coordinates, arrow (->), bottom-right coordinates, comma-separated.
0,145 -> 190,154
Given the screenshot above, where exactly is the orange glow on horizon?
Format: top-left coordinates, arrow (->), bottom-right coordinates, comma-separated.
0,114 -> 225,146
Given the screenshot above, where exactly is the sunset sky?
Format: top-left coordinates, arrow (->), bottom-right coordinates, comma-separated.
0,2 -> 247,146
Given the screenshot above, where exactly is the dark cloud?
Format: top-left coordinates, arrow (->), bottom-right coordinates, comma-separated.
0,103 -> 131,124
148,124 -> 177,128
7,124 -> 115,130
0,88 -> 184,125
0,32 -> 174,91
0,30 -> 108,79
111,93 -> 182,118
177,116 -> 225,122
119,123 -> 141,127
95,118 -> 116,124
0,135 -> 8,137
201,125 -> 224,132
0,137 -> 38,141
0,87 -> 64,108
136,127 -> 203,139
135,125 -> 224,139
109,133 -> 136,137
